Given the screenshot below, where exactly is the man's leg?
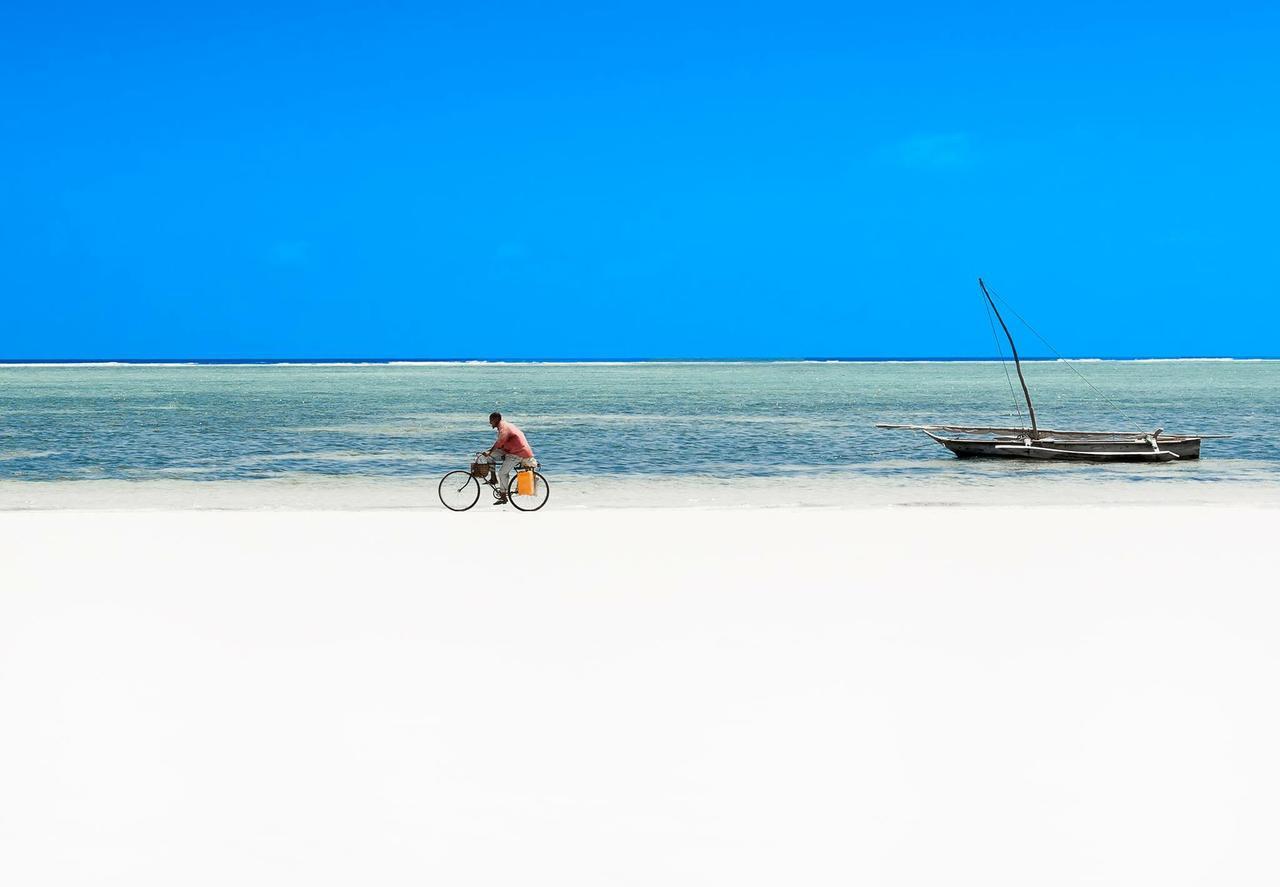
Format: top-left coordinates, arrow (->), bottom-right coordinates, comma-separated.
489,448 -> 507,497
496,450 -> 519,499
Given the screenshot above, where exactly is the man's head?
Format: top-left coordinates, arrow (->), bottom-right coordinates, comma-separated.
489,412 -> 502,429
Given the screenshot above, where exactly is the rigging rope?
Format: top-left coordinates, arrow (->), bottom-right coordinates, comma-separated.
986,285 -> 1148,433
982,290 -> 1026,430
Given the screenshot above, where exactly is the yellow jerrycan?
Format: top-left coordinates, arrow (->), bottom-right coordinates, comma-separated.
516,469 -> 535,496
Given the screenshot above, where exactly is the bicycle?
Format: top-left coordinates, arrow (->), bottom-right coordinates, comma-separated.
438,452 -> 551,512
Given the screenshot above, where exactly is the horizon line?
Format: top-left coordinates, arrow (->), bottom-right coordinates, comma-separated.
1,356 -> 1276,366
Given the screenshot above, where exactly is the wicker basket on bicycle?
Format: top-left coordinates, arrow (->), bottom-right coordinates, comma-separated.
470,457 -> 492,479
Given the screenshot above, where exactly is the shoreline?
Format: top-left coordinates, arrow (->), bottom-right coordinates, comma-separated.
3,475 -> 1279,510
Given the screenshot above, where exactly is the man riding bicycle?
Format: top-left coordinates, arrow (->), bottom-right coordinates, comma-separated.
483,412 -> 536,504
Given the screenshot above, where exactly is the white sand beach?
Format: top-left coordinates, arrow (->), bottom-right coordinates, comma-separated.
2,504 -> 1278,885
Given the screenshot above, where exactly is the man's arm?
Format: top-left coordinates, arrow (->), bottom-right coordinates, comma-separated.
489,426 -> 506,455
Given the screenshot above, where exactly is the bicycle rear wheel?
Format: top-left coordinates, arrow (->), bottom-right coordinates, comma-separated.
507,470 -> 550,511
439,470 -> 480,511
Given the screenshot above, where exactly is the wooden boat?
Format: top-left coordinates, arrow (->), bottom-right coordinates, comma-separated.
877,279 -> 1222,463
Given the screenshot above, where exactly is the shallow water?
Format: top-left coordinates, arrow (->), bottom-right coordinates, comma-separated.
1,361 -> 1277,494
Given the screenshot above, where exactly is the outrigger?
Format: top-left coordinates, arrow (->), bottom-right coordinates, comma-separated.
876,279 -> 1224,462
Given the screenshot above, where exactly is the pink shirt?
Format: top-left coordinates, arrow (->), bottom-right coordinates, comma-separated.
494,421 -> 533,459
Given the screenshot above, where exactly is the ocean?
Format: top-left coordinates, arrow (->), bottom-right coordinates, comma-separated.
2,360 -> 1278,506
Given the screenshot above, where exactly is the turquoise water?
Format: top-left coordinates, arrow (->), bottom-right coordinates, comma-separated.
0,361 -> 1277,486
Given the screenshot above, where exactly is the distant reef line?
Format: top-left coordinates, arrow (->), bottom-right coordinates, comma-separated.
0,357 -> 1275,367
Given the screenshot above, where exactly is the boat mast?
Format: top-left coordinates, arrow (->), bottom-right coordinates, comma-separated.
978,277 -> 1038,437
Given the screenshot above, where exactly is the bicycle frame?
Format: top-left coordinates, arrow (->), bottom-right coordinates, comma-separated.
474,453 -> 537,501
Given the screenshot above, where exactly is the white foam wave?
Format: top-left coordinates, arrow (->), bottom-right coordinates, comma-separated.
0,450 -> 60,461
231,452 -> 443,465
0,362 -> 202,368
1,357 -> 1274,371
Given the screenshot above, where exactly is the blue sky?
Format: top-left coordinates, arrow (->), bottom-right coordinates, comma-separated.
2,1 -> 1278,358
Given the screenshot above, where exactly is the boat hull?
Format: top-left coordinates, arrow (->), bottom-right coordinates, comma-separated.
932,435 -> 1201,462
879,281 -> 1219,464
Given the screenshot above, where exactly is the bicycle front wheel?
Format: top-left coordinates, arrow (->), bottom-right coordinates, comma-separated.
507,470 -> 550,512
439,471 -> 480,511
